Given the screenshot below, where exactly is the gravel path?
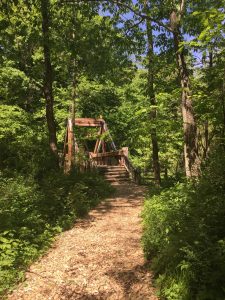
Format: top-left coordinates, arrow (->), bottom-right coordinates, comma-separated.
8,183 -> 157,300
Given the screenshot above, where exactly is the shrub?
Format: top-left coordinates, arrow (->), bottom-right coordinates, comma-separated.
0,104 -> 113,296
0,169 -> 112,296
142,146 -> 225,299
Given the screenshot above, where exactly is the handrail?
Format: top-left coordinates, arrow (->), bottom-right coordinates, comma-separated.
122,154 -> 141,184
89,147 -> 142,184
90,150 -> 123,158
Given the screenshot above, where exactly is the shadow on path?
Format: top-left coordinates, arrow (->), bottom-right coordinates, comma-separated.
8,183 -> 157,300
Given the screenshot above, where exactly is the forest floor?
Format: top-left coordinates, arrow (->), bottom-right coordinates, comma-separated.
8,183 -> 157,300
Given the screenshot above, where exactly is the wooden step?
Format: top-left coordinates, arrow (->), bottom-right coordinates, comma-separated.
98,167 -> 127,173
97,165 -> 131,183
98,166 -> 126,171
105,177 -> 130,182
105,174 -> 129,179
104,171 -> 128,176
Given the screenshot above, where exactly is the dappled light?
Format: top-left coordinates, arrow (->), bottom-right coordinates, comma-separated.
0,0 -> 224,298
8,184 -> 157,300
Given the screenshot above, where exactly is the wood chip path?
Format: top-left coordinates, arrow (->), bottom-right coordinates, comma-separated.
8,183 -> 157,300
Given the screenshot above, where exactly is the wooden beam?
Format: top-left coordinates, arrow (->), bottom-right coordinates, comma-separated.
103,122 -> 117,151
66,118 -> 74,172
90,150 -> 124,158
94,126 -> 103,154
74,118 -> 105,127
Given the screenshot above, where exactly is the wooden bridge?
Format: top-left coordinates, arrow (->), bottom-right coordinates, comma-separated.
63,117 -> 140,183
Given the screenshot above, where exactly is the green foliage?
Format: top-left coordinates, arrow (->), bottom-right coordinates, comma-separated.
78,76 -> 121,118
0,104 -> 55,176
1,0 -> 225,299
0,169 -> 112,296
0,67 -> 29,106
0,104 -> 112,295
0,105 -> 30,140
142,145 -> 225,299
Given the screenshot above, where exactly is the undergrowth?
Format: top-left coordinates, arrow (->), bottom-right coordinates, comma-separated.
0,169 -> 112,296
0,105 -> 113,296
142,145 -> 225,300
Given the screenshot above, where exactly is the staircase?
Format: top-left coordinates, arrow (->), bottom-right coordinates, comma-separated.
98,165 -> 130,183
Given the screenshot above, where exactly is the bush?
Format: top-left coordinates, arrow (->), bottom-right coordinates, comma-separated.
0,104 -> 113,295
0,170 -> 112,296
142,146 -> 225,300
0,105 -> 57,177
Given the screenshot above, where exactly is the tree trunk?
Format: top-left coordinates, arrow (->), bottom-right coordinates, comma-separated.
171,11 -> 200,177
203,51 -> 213,158
203,120 -> 209,159
41,0 -> 58,160
146,17 -> 161,185
71,55 -> 78,121
221,66 -> 225,140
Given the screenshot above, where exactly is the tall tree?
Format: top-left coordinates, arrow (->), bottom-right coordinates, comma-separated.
170,0 -> 200,177
41,0 -> 58,160
141,0 -> 201,178
145,7 -> 161,184
107,0 -> 201,177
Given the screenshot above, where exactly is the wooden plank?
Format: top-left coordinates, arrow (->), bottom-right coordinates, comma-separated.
75,118 -> 105,127
67,118 -> 74,172
90,150 -> 124,158
75,122 -> 102,127
101,123 -> 106,154
94,126 -> 103,153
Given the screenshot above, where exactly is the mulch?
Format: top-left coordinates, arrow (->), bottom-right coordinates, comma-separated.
8,183 -> 158,300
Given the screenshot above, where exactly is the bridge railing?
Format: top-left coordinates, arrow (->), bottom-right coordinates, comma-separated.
121,153 -> 141,184
89,150 -> 123,166
89,148 -> 141,184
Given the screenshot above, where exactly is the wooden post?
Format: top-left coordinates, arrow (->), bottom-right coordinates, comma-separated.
64,118 -> 74,173
122,147 -> 129,158
102,123 -> 107,154
94,126 -> 102,154
121,147 -> 128,166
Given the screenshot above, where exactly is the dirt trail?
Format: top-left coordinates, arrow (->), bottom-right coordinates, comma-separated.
8,183 -> 157,300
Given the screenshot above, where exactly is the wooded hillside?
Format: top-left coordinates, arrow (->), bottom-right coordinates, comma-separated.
0,0 -> 225,299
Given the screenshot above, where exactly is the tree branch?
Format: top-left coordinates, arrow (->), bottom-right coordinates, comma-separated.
179,0 -> 185,16
124,18 -> 145,34
60,0 -> 173,32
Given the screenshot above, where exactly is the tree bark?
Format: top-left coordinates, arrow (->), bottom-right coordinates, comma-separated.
146,17 -> 161,185
203,51 -> 213,158
221,66 -> 225,140
171,8 -> 200,177
41,0 -> 58,160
